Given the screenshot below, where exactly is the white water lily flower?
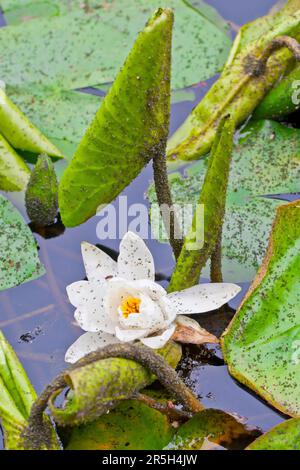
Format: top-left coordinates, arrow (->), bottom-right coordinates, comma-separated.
65,231 -> 241,363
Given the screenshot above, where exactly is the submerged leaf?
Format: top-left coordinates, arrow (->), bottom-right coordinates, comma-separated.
165,409 -> 259,450
49,341 -> 182,426
222,200 -> 300,416
247,418 -> 300,450
65,400 -> 174,450
25,154 -> 58,225
166,1 -> 300,161
59,8 -> 173,227
0,133 -> 30,191
168,117 -> 234,292
0,194 -> 45,290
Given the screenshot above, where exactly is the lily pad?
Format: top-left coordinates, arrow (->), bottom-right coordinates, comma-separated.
0,0 -> 231,91
222,200 -> 300,417
165,409 -> 258,450
149,120 -> 300,282
65,400 -> 174,450
247,418 -> 300,450
0,133 -> 30,191
0,194 -> 45,290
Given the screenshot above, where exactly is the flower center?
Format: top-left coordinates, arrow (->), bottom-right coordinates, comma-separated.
120,296 -> 141,318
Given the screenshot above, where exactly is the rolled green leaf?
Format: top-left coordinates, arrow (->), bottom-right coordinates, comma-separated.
0,133 -> 30,191
166,1 -> 300,162
0,87 -> 62,157
253,63 -> 300,119
0,330 -> 59,450
59,8 -> 173,227
222,199 -> 300,417
168,117 -> 234,292
25,154 -> 58,225
49,341 -> 182,426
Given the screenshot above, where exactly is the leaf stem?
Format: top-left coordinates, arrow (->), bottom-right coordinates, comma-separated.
152,145 -> 183,259
23,343 -> 203,449
210,227 -> 223,283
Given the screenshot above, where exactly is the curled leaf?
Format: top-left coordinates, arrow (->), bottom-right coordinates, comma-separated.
49,341 -> 182,426
0,87 -> 62,157
59,8 -> 173,227
168,117 -> 234,292
25,154 -> 58,225
0,133 -> 30,191
167,2 -> 300,162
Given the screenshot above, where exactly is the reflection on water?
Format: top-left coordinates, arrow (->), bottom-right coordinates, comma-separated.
0,0 -> 296,449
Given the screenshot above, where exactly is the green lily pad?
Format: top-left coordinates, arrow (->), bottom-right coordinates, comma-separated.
222,200 -> 300,417
0,194 -> 45,290
0,0 -> 231,91
165,409 -> 258,450
65,400 -> 174,450
149,120 -> 300,282
247,418 -> 300,450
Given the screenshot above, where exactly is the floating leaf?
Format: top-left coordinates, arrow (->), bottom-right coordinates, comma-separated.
0,0 -> 231,91
0,87 -> 62,157
0,194 -> 45,290
0,330 -> 59,449
49,341 -> 182,426
168,117 -> 234,292
165,409 -> 259,450
247,418 -> 300,450
65,400 -> 174,450
25,154 -> 58,225
166,1 -> 300,161
0,133 -> 30,191
222,200 -> 300,416
59,7 -> 173,227
149,120 -> 300,282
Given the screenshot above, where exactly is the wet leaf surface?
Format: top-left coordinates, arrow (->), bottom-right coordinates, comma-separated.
59,8 -> 173,227
0,0 -> 231,91
165,409 -> 260,450
149,120 -> 300,282
247,417 -> 300,450
65,399 -> 174,450
0,194 -> 45,290
222,200 -> 300,416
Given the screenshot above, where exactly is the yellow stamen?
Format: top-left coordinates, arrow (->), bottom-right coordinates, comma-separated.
120,296 -> 141,319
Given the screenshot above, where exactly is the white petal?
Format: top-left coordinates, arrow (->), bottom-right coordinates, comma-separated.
119,293 -> 165,331
140,324 -> 176,349
167,283 -> 241,314
81,241 -> 117,283
115,326 -> 149,342
118,231 -> 155,281
65,331 -> 120,363
66,280 -> 90,307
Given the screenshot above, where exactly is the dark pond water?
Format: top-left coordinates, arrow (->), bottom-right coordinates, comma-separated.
0,0 -> 298,449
